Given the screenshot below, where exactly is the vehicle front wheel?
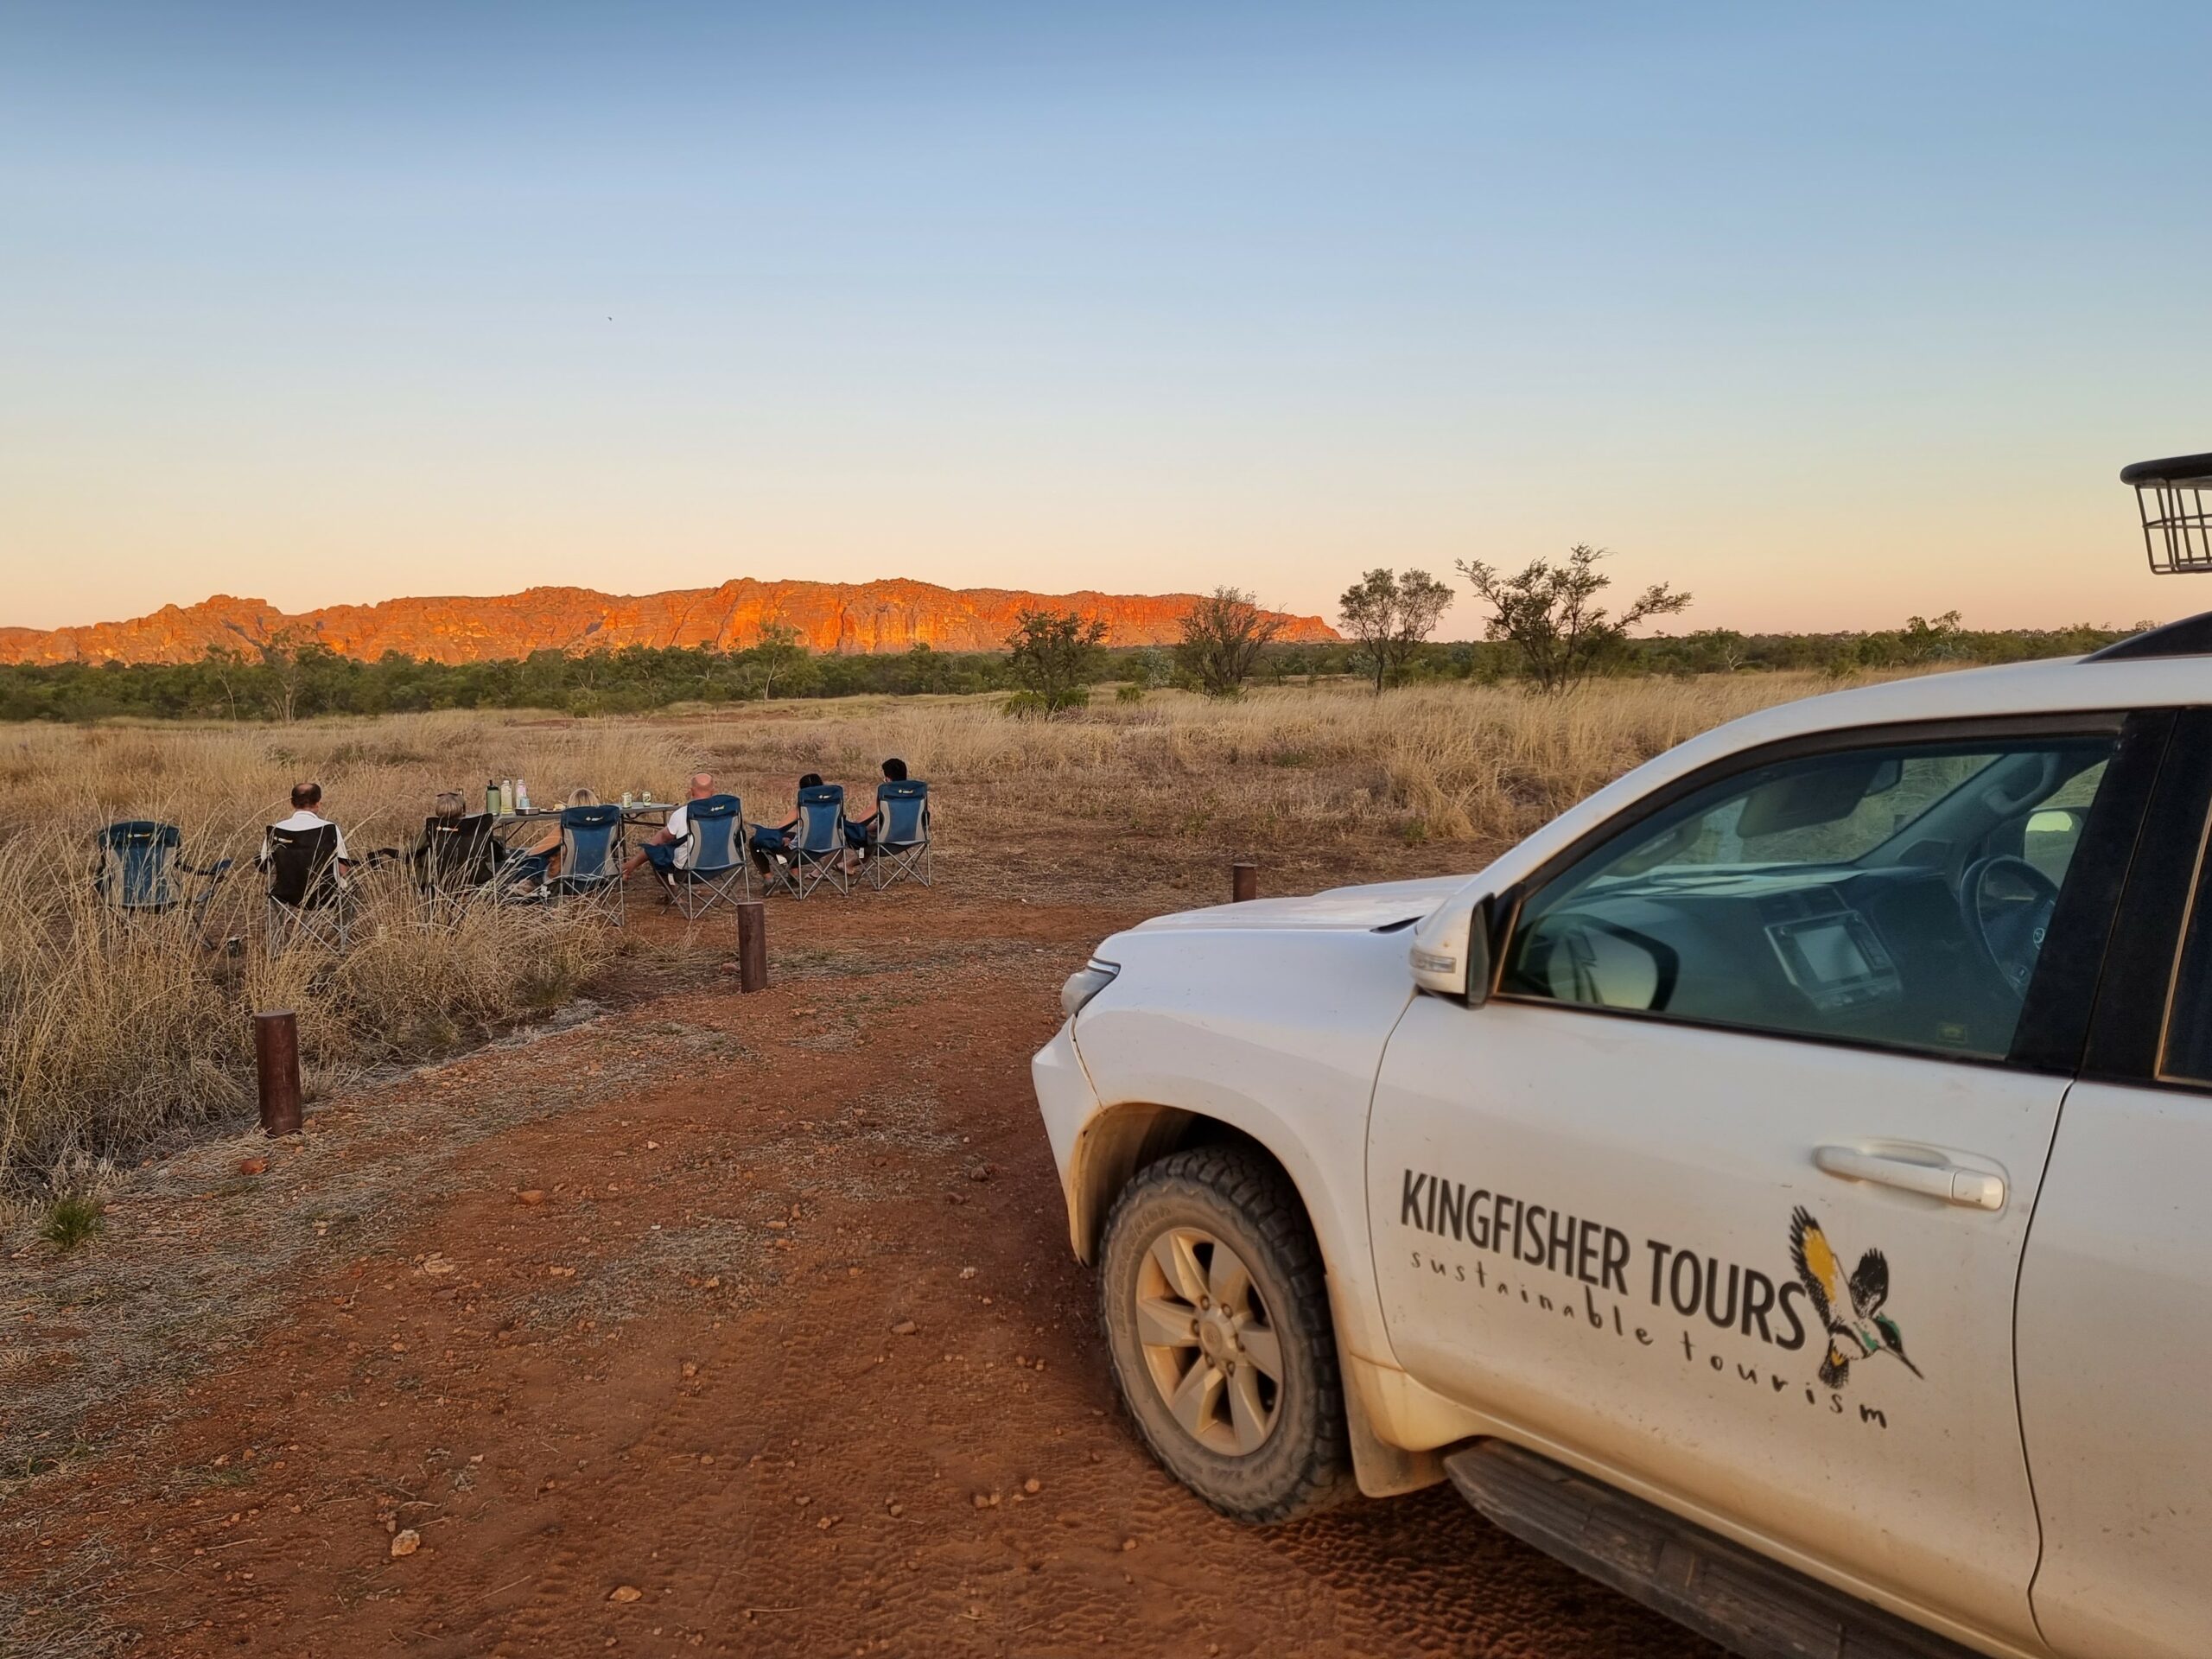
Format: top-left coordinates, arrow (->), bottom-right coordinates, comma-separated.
1096,1144 -> 1354,1523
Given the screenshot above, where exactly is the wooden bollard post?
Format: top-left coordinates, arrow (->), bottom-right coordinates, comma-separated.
254,1010 -> 302,1136
1231,861 -> 1258,904
736,900 -> 768,993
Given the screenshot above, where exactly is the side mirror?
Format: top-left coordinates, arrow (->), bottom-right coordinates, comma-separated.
1409,890 -> 1499,1005
1463,899 -> 1494,1007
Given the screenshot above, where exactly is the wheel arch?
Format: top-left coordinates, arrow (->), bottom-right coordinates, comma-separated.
1065,1100 -> 1216,1266
1069,1098 -> 1457,1500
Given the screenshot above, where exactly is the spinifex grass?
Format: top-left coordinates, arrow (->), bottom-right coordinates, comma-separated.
38,1191 -> 103,1251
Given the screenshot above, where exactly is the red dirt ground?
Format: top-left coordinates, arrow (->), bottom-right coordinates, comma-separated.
2,867 -> 1717,1658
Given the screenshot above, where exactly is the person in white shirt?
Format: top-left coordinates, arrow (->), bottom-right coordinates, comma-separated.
260,781 -> 353,880
623,772 -> 715,880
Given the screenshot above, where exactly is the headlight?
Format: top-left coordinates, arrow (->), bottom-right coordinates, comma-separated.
1060,959 -> 1120,1020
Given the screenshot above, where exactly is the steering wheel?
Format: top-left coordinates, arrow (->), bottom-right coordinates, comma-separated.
1957,855 -> 2061,998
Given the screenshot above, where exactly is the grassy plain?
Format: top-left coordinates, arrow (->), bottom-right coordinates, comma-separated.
3,670 -> 1914,1657
0,671 -> 1868,1194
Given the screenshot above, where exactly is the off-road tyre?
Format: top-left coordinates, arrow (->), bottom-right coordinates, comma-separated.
1096,1144 -> 1355,1523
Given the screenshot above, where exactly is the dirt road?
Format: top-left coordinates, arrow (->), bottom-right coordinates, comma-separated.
3,873 -> 1715,1658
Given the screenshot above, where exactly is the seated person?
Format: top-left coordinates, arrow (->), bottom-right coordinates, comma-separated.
261,781 -> 354,887
413,790 -> 469,883
751,772 -> 864,872
508,787 -> 598,892
843,757 -> 910,859
622,772 -> 717,885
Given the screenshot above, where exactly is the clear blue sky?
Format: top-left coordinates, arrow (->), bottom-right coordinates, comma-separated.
4,2 -> 2209,637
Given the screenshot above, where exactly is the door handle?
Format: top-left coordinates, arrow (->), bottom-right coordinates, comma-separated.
1812,1146 -> 2006,1211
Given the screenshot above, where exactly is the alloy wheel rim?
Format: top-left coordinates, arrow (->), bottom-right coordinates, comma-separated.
1134,1225 -> 1284,1456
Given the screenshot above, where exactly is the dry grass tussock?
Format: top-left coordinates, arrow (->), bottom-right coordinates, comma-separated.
766,671 -> 1872,842
0,671 -> 1869,1191
0,712 -> 692,1192
0,837 -> 613,1195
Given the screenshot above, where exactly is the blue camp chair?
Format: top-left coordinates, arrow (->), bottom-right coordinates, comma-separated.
549,804 -> 626,925
262,823 -> 351,956
782,784 -> 850,898
868,780 -> 931,890
95,820 -> 232,934
658,794 -> 750,918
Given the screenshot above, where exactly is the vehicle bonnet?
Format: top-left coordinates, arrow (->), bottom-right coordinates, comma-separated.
1128,874 -> 1466,935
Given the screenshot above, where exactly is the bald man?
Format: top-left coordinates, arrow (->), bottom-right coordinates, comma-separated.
623,772 -> 717,880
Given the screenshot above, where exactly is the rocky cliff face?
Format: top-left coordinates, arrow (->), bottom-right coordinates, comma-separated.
0,580 -> 1338,665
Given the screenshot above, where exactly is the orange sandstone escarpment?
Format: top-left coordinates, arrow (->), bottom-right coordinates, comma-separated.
0,579 -> 1338,666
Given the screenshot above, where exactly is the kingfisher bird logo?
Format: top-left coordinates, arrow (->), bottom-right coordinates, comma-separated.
1789,1206 -> 1921,1389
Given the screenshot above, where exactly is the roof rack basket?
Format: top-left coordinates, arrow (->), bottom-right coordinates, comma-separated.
2122,452 -> 2212,575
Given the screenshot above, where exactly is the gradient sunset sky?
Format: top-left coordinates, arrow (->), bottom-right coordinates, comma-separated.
5,3 -> 2209,639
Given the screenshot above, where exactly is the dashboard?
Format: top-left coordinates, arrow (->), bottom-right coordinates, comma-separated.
1507,863 -> 2025,1058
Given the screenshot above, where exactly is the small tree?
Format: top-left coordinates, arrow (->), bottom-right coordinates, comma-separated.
1005,608 -> 1106,717
902,641 -> 953,695
1129,646 -> 1173,690
1457,544 -> 1690,694
753,620 -> 807,701
1685,627 -> 1750,674
255,627 -> 340,722
1337,569 -> 1453,693
1175,587 -> 1284,698
201,644 -> 246,721
1898,610 -> 1967,664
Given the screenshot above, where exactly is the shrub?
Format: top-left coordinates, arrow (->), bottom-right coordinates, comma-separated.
1458,544 -> 1692,694
41,1192 -> 103,1252
1002,687 -> 1090,719
1005,611 -> 1106,714
1176,587 -> 1283,697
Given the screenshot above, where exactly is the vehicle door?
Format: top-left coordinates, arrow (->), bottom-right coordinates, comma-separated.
1366,713 -> 2162,1649
2016,709 -> 2212,1659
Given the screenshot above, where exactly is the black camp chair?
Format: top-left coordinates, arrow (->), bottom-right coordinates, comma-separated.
93,820 -> 233,935
413,812 -> 500,922
262,823 -> 352,956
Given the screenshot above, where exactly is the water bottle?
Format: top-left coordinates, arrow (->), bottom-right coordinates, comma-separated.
486,779 -> 499,817
516,779 -> 531,812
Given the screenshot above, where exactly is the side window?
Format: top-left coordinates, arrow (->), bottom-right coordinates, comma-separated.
2161,837 -> 2212,1087
1499,734 -> 2120,1061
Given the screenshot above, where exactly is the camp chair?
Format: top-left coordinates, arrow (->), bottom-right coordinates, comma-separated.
868,780 -> 932,890
548,804 -> 626,925
413,812 -> 500,921
781,784 -> 851,899
263,823 -> 352,956
658,794 -> 750,918
94,820 -> 233,936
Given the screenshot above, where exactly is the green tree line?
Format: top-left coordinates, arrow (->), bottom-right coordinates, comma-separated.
0,639 -> 1023,723
0,613 -> 2150,724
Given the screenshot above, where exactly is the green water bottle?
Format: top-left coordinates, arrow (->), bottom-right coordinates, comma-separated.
486,779 -> 499,817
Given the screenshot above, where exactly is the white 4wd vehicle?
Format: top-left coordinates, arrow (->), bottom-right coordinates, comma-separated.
1034,627 -> 2212,1659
